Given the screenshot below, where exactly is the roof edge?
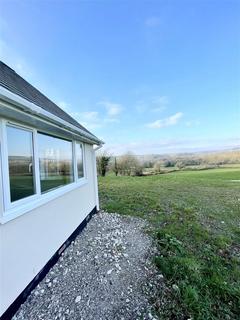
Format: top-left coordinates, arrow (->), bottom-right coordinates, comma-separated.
0,85 -> 104,145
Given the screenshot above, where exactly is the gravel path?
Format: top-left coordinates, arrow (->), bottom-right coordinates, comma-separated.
13,211 -> 162,320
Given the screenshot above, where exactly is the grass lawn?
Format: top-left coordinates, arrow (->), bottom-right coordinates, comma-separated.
98,168 -> 240,319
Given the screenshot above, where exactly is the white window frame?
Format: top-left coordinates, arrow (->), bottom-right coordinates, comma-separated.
2,121 -> 39,211
74,141 -> 86,181
0,119 -> 88,224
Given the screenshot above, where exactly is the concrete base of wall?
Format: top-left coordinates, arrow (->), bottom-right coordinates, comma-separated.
0,206 -> 97,320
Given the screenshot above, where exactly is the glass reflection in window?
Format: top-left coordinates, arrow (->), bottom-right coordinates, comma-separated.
7,125 -> 35,202
76,142 -> 84,179
38,133 -> 74,193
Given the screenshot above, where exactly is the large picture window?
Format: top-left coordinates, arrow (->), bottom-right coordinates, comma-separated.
1,120 -> 88,221
7,125 -> 35,202
76,142 -> 84,179
38,133 -> 74,193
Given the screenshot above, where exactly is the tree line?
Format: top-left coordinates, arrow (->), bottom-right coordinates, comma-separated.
97,151 -> 143,177
97,149 -> 240,177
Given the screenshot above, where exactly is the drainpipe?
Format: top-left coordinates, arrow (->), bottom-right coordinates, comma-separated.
93,144 -> 103,211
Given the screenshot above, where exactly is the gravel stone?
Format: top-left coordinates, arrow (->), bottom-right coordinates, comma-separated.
75,296 -> 81,303
12,211 -> 161,320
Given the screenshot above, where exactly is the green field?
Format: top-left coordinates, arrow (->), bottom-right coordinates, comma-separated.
98,168 -> 240,319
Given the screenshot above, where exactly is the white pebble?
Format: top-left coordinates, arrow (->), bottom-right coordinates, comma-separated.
75,295 -> 81,303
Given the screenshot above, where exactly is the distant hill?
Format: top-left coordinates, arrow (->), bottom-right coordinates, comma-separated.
128,148 -> 240,166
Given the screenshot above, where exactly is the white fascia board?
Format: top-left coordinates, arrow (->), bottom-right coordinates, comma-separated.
0,86 -> 104,145
93,144 -> 104,151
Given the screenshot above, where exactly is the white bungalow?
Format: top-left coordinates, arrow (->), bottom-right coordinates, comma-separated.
0,61 -> 103,319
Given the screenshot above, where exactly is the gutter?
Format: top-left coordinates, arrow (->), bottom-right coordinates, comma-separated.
93,144 -> 104,151
0,86 -> 104,146
93,144 -> 103,211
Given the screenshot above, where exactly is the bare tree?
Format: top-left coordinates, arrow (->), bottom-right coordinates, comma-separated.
153,161 -> 162,173
118,151 -> 143,176
176,160 -> 185,170
113,157 -> 119,176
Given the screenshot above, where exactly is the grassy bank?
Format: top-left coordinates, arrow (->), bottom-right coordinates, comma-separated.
98,168 -> 240,319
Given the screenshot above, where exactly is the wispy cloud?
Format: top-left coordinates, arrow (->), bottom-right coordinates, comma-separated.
72,110 -> 121,130
58,100 -> 123,132
57,101 -> 103,130
98,100 -> 123,117
185,120 -> 201,127
135,95 -> 169,114
146,112 -> 183,129
105,137 -> 240,156
151,95 -> 169,112
145,16 -> 161,28
81,111 -> 99,121
70,111 -> 102,130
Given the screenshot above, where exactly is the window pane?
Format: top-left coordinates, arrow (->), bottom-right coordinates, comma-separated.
38,133 -> 74,193
7,126 -> 35,202
76,143 -> 84,178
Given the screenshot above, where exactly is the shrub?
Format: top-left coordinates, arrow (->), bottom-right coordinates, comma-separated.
118,152 -> 143,176
96,151 -> 111,176
176,161 -> 185,169
163,160 -> 176,167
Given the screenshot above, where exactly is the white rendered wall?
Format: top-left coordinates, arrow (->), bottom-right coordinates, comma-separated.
0,144 -> 97,316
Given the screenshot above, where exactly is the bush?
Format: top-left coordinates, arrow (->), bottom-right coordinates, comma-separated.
131,166 -> 143,176
118,152 -> 143,176
176,161 -> 185,169
96,151 -> 111,176
163,160 -> 176,167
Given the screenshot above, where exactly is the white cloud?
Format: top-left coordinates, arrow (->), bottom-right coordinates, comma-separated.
70,111 -> 102,130
146,112 -> 183,129
98,100 -> 122,117
73,100 -> 123,131
81,111 -> 99,121
56,99 -> 123,132
68,110 -> 120,131
57,103 -> 99,123
145,17 -> 161,28
104,137 -> 240,156
135,96 -> 169,113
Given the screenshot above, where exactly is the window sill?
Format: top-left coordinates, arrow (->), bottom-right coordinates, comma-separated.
0,179 -> 88,224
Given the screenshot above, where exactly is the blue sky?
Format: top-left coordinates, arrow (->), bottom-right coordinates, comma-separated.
0,0 -> 239,155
